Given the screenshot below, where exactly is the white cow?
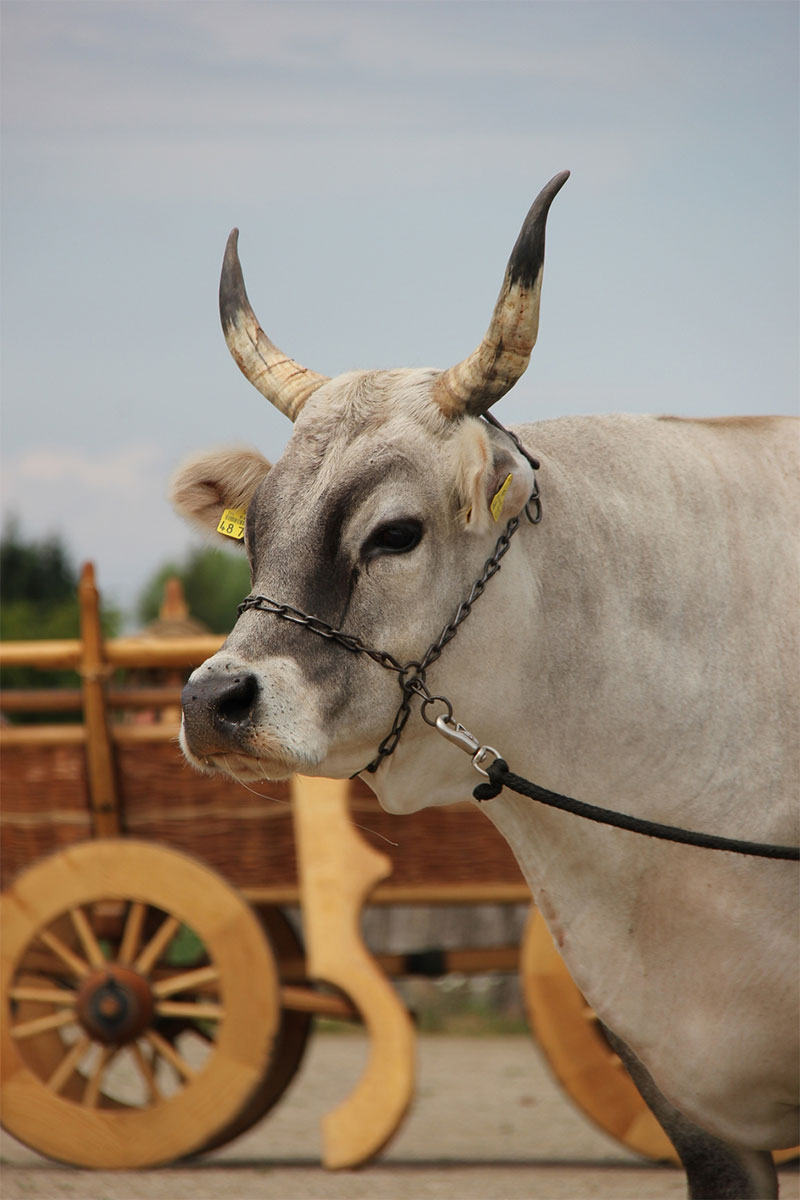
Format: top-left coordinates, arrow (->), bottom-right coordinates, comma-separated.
172,173 -> 799,1198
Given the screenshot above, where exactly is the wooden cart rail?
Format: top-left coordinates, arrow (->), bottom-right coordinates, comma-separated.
0,686 -> 184,713
0,634 -> 224,670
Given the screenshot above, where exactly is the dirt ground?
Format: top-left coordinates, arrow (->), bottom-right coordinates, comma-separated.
2,1032 -> 798,1200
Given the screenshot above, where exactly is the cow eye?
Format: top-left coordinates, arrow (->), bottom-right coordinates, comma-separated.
362,519 -> 423,560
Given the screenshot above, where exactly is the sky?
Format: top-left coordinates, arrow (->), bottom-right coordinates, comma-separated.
1,0 -> 798,625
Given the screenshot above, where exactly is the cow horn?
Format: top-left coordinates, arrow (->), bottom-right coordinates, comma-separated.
219,229 -> 329,421
432,170 -> 570,418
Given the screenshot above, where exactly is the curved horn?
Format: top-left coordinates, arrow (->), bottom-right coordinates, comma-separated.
432,170 -> 570,418
219,229 -> 329,421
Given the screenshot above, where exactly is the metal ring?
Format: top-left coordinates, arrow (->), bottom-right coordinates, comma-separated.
472,745 -> 502,777
420,694 -> 454,727
397,661 -> 423,688
525,497 -> 542,524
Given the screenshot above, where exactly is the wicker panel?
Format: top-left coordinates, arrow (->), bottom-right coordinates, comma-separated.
0,744 -> 92,885
117,741 -> 295,888
1,737 -> 523,892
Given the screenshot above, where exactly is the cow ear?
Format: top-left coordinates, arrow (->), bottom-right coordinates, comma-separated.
455,424 -> 534,533
170,447 -> 272,543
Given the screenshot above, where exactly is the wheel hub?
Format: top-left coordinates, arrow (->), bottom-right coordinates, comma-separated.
76,964 -> 154,1044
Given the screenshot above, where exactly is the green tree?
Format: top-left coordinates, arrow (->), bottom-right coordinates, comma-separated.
0,517 -> 76,612
0,520 -> 118,713
1,519 -> 81,647
138,546 -> 250,634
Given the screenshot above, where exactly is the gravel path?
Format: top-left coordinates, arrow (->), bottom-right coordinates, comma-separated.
2,1033 -> 797,1199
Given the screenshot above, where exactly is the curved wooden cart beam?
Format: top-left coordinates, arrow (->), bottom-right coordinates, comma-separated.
291,775 -> 415,1170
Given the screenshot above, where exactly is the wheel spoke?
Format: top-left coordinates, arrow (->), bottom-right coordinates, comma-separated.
83,1046 -> 115,1108
152,964 -> 220,999
131,1041 -> 162,1101
10,985 -> 77,1006
155,1000 -> 223,1022
134,915 -> 181,977
46,1034 -> 92,1094
145,1029 -> 196,1081
118,901 -> 146,966
69,906 -> 107,968
12,1008 -> 77,1040
36,928 -> 90,979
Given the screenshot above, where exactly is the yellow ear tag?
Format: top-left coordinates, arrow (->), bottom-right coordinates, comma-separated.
490,473 -> 513,522
217,507 -> 247,540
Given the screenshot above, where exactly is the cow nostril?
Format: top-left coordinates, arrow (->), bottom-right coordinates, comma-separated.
217,673 -> 259,727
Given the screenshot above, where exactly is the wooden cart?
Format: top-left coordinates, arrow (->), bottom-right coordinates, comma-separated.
4,564 -> 776,1170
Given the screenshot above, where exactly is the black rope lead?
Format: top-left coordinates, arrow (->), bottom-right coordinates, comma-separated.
473,760 -> 800,861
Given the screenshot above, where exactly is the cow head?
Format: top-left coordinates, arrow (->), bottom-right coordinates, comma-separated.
171,172 -> 568,808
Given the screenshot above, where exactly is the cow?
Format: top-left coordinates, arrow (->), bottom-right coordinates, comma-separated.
171,172 -> 799,1199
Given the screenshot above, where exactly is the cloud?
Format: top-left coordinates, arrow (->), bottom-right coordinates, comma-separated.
7,445 -> 162,493
5,2 -> 790,142
3,0 -> 794,218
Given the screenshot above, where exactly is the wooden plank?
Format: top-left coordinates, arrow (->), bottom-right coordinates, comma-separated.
0,723 -> 183,748
107,687 -> 184,709
0,640 -> 82,670
111,724 -> 181,744
292,774 -> 415,1170
242,882 -> 531,907
78,563 -> 120,838
367,882 -> 531,906
376,945 -> 520,977
1,687 -> 184,717
240,886 -> 302,906
104,636 -> 223,669
0,725 -> 88,747
279,985 -> 359,1020
0,635 -> 222,672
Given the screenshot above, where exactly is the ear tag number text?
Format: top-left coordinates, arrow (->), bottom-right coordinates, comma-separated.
217,508 -> 247,540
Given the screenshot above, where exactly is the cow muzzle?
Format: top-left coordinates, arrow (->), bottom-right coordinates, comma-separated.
179,653 -> 329,780
180,665 -> 261,761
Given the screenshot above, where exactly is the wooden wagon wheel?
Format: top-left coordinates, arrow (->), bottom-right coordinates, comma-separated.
193,905 -> 313,1156
521,908 -> 798,1165
1,839 -> 280,1168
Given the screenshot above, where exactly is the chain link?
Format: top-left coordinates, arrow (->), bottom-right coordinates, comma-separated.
237,596 -> 408,675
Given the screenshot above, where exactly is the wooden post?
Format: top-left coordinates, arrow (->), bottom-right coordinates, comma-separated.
78,563 -> 120,837
292,775 -> 415,1169
157,578 -> 189,724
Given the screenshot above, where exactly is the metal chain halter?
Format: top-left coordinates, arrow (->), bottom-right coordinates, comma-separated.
238,419 -> 541,774
239,500 -> 537,773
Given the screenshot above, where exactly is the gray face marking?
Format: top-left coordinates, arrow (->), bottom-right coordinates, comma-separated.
227,445 -> 436,735
253,456 -> 418,620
